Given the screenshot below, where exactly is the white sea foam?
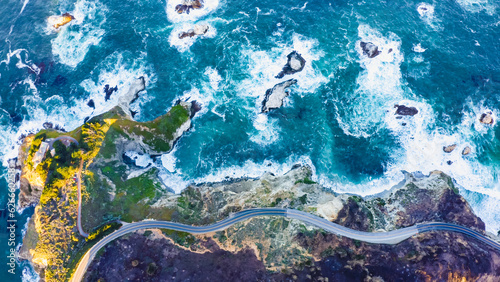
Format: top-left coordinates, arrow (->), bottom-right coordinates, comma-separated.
336,25 -> 405,138
158,154 -> 315,194
455,0 -> 497,15
166,0 -> 220,23
250,113 -> 280,145
168,22 -> 216,52
412,43 -> 426,53
417,3 -> 441,29
51,0 -> 107,68
161,147 -> 178,173
125,151 -> 153,168
21,261 -> 40,282
80,51 -> 156,118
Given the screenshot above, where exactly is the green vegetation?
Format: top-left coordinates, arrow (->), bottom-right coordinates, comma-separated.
24,103 -> 193,281
295,177 -> 317,185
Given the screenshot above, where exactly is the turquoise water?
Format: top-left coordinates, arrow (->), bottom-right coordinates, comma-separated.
0,0 -> 499,280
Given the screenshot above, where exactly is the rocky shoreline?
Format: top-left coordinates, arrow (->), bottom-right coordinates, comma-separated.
83,166 -> 499,281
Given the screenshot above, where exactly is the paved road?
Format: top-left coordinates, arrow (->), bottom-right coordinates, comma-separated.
48,135 -> 79,149
70,208 -> 500,282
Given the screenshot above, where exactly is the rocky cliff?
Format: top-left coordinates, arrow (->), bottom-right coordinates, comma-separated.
83,167 -> 500,281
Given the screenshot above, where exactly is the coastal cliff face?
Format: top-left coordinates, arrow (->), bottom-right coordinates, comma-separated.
83,167 -> 500,281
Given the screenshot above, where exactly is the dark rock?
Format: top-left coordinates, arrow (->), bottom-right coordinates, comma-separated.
84,117 -> 90,123
104,84 -> 118,101
443,144 -> 457,153
179,24 -> 209,39
479,111 -> 494,124
276,51 -> 306,79
360,42 -> 381,58
87,99 -> 95,109
190,100 -> 202,118
394,104 -> 418,116
42,122 -> 53,129
447,160 -> 453,165
51,75 -> 67,86
402,122 -> 407,126
261,79 -> 297,112
175,0 -> 204,15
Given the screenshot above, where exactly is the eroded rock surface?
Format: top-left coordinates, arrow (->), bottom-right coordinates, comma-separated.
261,79 -> 297,112
276,51 -> 306,78
360,41 -> 381,58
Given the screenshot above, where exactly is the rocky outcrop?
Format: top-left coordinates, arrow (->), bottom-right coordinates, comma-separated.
117,77 -> 145,117
360,41 -> 381,58
394,104 -> 418,116
443,144 -> 457,153
48,13 -> 74,29
480,111 -> 494,124
104,84 -> 118,101
178,24 -> 209,39
276,51 -> 306,79
261,79 -> 297,112
175,0 -> 204,14
462,146 -> 471,155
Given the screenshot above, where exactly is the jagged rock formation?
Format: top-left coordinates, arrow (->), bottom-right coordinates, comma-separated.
394,104 -> 418,116
175,0 -> 204,14
360,41 -> 381,58
276,51 -> 306,79
178,24 -> 209,39
480,111 -> 494,124
261,79 -> 297,112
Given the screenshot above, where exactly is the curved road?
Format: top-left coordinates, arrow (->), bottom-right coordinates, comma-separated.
70,208 -> 500,282
49,135 -> 88,237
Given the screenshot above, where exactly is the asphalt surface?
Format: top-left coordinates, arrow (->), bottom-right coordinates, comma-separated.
70,208 -> 500,282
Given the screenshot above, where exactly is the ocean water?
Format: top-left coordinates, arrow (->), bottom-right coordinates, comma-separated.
0,0 -> 499,280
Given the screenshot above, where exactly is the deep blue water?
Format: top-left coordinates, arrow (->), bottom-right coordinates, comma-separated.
0,0 -> 499,280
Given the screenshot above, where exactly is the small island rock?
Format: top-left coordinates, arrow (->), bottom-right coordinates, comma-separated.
360,42 -> 381,58
462,146 -> 471,156
394,104 -> 419,116
262,79 -> 297,113
479,111 -> 494,124
276,51 -> 306,79
179,24 -> 209,39
443,144 -> 457,153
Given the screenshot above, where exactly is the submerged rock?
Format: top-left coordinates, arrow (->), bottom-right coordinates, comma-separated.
462,146 -> 471,156
104,84 -> 118,101
178,24 -> 209,39
48,12 -> 74,29
261,79 -> 297,113
443,144 -> 457,153
360,42 -> 381,58
394,104 -> 418,116
479,111 -> 494,124
175,0 -> 204,14
276,51 -> 306,79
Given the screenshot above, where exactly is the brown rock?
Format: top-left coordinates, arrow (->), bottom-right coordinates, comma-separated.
462,146 -> 471,156
479,112 -> 494,124
443,144 -> 457,153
